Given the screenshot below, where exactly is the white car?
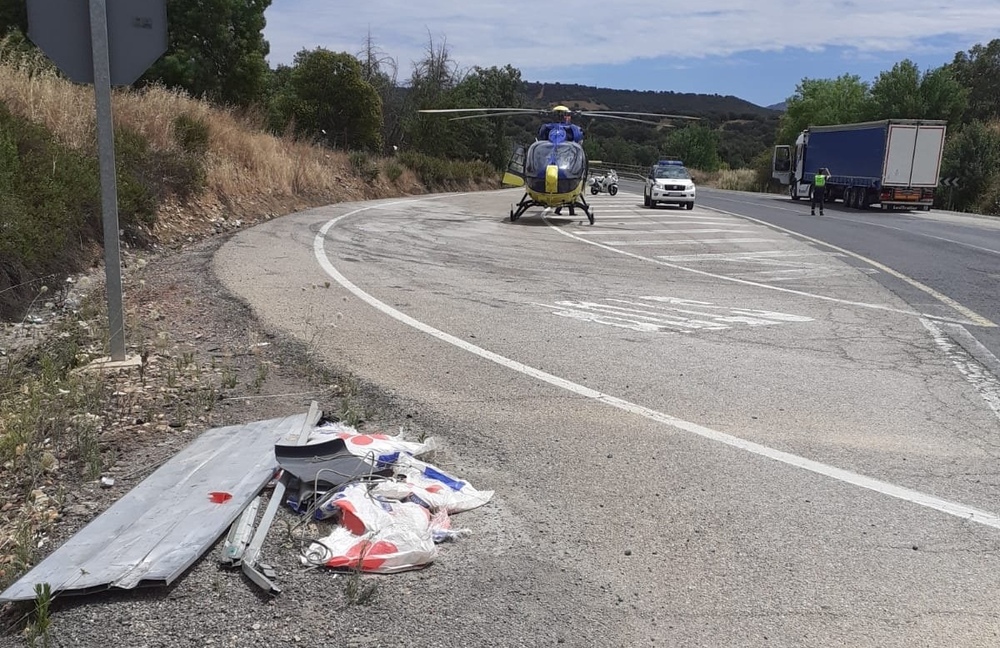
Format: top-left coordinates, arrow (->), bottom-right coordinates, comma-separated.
644,160 -> 696,209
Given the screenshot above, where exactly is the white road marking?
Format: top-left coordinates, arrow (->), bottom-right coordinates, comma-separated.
534,297 -> 813,333
922,319 -> 1000,421
576,223 -> 742,232
315,200 -> 1000,531
709,194 -> 1000,256
595,213 -> 725,219
600,238 -> 773,246
545,215 -> 982,326
702,206 -> 995,328
597,228 -> 756,234
657,250 -> 834,261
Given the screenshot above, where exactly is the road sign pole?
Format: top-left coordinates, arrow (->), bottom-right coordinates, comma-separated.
89,0 -> 126,361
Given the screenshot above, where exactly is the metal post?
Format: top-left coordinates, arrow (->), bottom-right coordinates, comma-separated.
89,0 -> 126,361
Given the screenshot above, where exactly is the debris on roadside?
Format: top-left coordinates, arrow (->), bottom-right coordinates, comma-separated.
275,421 -> 493,575
0,401 -> 493,602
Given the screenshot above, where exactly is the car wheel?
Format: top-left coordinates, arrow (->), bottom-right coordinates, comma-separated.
685,202 -> 694,210
643,191 -> 650,207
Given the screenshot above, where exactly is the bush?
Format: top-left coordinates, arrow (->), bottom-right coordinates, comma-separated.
0,104 -> 102,319
172,114 -> 210,156
349,151 -> 379,182
384,161 -> 403,183
396,151 -> 495,190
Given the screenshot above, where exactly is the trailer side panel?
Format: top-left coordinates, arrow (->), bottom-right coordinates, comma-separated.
805,124 -> 887,185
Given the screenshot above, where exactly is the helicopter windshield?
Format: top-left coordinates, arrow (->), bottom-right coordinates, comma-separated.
525,141 -> 586,178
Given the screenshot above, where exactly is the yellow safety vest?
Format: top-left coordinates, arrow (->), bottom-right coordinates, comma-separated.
814,174 -> 826,188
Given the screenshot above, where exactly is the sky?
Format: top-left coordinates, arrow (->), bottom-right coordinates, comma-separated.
262,2 -> 1000,109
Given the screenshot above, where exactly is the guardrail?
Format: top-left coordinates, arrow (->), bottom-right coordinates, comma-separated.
589,162 -> 647,182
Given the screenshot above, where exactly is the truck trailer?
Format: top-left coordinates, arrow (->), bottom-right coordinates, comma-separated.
771,119 -> 947,211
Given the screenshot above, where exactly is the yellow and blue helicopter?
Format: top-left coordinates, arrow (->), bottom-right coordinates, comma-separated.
418,105 -> 699,224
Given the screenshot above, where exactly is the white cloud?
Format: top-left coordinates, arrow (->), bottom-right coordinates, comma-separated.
264,1 -> 1000,77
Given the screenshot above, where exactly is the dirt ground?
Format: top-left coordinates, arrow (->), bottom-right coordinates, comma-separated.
0,195 -> 487,646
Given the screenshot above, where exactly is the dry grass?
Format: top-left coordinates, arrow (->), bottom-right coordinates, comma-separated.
0,35 -> 430,247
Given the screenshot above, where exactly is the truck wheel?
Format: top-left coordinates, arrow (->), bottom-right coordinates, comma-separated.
790,185 -> 800,201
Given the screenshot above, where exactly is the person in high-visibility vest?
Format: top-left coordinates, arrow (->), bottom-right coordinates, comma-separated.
811,167 -> 831,215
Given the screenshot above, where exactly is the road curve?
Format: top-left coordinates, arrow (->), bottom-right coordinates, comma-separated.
215,188 -> 1000,647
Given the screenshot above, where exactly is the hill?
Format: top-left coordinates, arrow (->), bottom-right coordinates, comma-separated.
522,81 -> 780,119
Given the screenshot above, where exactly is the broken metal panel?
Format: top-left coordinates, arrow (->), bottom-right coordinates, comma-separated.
0,411 -> 313,602
239,401 -> 320,595
221,496 -> 261,565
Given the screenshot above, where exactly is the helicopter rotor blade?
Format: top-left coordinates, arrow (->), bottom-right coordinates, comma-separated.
445,111 -> 539,121
585,114 -> 676,126
418,108 -> 537,114
579,110 -> 700,120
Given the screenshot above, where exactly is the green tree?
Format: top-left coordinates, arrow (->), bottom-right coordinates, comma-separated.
867,59 -> 966,123
866,60 -> 924,119
939,120 -> 1000,213
404,34 -> 466,157
279,48 -> 382,151
0,0 -> 26,37
448,65 -> 524,168
140,0 -> 271,108
357,31 -> 404,154
948,39 -> 1000,123
666,125 -> 722,171
777,74 -> 870,143
917,65 -> 968,124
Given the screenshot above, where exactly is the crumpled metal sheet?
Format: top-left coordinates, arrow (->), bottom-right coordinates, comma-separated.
0,411 -> 311,602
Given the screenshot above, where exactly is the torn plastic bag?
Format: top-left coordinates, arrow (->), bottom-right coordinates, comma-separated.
303,525 -> 436,574
301,422 -> 438,467
371,455 -> 494,514
303,483 -> 437,573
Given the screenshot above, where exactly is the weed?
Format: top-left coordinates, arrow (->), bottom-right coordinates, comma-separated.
74,417 -> 103,481
343,540 -> 379,606
252,362 -> 269,394
26,582 -> 52,647
221,365 -> 238,389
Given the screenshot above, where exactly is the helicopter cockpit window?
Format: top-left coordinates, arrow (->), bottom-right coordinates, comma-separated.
526,142 -> 586,176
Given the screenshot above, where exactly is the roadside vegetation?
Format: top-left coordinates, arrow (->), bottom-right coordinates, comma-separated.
2,3 -> 1000,628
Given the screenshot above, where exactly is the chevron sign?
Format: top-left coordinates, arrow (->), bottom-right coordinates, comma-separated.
940,177 -> 961,187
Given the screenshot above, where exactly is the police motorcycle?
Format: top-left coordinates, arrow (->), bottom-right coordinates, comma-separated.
589,169 -> 619,195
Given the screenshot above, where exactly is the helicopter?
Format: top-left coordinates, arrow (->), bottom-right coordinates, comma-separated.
418,105 -> 699,224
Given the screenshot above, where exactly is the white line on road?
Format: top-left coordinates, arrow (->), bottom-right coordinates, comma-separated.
923,319 -> 1000,421
545,214 -> 984,326
703,206 -> 995,327
315,201 -> 1000,531
600,238 -> 772,246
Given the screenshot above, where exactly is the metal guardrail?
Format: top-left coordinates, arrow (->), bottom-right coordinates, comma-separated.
589,161 -> 647,182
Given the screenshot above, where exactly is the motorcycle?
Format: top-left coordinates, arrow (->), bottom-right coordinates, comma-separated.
589,169 -> 619,196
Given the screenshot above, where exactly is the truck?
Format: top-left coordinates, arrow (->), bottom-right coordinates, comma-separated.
771,119 -> 947,211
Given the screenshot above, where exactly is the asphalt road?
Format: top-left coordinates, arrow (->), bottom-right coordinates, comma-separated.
215,187 -> 1000,647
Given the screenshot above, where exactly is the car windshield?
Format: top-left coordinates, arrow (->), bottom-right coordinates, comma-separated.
654,166 -> 691,180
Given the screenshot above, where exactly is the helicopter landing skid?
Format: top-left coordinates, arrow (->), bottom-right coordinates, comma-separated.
510,195 -> 594,225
